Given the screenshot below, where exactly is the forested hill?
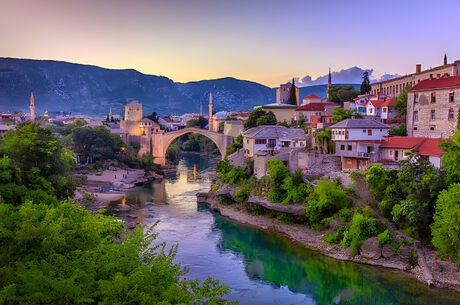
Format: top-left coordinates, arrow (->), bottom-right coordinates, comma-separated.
0,57 -> 358,116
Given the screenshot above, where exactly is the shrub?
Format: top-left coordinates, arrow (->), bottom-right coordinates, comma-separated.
431,183 -> 460,264
218,194 -> 236,206
377,229 -> 393,245
338,208 -> 352,223
408,249 -> 419,266
341,213 -> 379,256
266,158 -> 290,203
305,180 -> 352,229
235,184 -> 252,203
212,184 -> 219,191
324,231 -> 339,244
222,166 -> 249,186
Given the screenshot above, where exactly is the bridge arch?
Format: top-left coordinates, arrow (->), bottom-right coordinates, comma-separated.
150,127 -> 233,165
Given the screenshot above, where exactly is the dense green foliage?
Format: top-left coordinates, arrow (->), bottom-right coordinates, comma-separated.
304,180 -> 352,229
243,108 -> 277,130
342,213 -> 379,255
331,107 -> 363,122
265,158 -> 312,205
440,131 -> 460,185
360,71 -> 371,94
225,134 -> 243,157
0,124 -> 235,304
0,123 -> 76,202
431,183 -> 460,264
394,86 -> 411,117
328,85 -> 360,105
216,159 -> 249,186
314,129 -> 333,154
186,116 -> 208,128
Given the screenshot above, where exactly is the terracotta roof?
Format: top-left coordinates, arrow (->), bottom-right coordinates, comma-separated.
379,137 -> 425,149
296,102 -> 335,111
304,94 -> 320,99
370,98 -> 396,107
409,76 -> 460,91
161,117 -> 174,123
415,138 -> 446,157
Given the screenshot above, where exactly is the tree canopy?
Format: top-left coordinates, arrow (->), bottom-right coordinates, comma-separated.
394,85 -> 411,117
328,86 -> 360,105
244,108 -> 277,130
186,116 -> 208,129
331,107 -> 363,122
287,78 -> 298,105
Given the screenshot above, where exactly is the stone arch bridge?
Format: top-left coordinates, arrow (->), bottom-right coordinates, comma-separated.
139,127 -> 234,165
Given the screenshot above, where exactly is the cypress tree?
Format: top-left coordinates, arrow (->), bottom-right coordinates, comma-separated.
360,71 -> 371,94
288,78 -> 297,105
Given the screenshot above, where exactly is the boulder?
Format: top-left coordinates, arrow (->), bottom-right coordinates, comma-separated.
398,245 -> 413,258
360,237 -> 381,260
382,244 -> 395,258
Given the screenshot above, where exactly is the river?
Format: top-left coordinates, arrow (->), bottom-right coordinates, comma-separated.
108,154 -> 460,305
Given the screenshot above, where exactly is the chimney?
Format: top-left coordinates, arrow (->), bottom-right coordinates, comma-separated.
377,92 -> 380,100
416,64 -> 421,73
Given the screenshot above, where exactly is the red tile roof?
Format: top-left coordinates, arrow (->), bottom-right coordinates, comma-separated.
380,136 -> 426,149
415,138 -> 446,157
370,98 -> 396,107
296,102 -> 334,111
304,94 -> 320,99
409,76 -> 460,91
161,117 -> 174,123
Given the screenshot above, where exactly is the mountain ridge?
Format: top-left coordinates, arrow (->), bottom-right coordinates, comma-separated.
0,57 -> 359,116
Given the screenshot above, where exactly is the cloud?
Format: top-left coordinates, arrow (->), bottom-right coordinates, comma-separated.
294,67 -> 401,87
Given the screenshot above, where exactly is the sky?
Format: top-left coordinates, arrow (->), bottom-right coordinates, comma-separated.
1,0 -> 459,87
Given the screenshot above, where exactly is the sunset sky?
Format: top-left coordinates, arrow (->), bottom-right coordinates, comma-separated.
1,0 -> 459,87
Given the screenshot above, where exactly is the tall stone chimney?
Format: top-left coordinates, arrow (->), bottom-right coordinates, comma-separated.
416,64 -> 421,73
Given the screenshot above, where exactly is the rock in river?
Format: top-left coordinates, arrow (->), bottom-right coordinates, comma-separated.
360,237 -> 382,260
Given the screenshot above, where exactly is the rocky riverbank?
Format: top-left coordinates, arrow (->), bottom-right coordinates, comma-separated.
197,190 -> 460,291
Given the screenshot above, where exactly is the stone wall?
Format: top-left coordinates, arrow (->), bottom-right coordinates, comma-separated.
297,152 -> 341,177
407,88 -> 460,138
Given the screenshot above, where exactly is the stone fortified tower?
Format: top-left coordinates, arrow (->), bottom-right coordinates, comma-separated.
208,92 -> 213,131
124,100 -> 143,121
29,91 -> 35,121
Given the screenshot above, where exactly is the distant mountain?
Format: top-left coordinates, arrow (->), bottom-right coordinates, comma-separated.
0,58 -> 358,116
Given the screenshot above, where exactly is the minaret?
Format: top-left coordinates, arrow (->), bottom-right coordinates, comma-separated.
327,68 -> 332,100
109,107 -> 113,121
208,92 -> 213,131
29,91 -> 35,121
200,102 -> 203,116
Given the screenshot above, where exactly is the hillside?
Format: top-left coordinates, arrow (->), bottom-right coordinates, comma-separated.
0,58 -> 358,116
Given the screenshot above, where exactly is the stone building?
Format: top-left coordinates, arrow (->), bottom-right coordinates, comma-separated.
276,81 -> 299,105
406,76 -> 460,138
119,101 -> 161,145
370,57 -> 460,98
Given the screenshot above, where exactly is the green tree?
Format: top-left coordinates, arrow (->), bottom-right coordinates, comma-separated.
331,107 -> 363,122
431,183 -> 460,264
244,108 -> 277,130
287,78 -> 297,105
145,111 -> 159,123
328,85 -> 360,105
341,213 -> 379,255
394,85 -> 411,117
360,71 -> 371,94
225,134 -> 243,157
266,158 -> 291,203
314,129 -> 331,154
70,126 -> 124,160
186,116 -> 208,128
440,130 -> 460,185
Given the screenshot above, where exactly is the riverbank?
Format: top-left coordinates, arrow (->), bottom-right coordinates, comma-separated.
74,167 -> 163,205
197,191 -> 460,292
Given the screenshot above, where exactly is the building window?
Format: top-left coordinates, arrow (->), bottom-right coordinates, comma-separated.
414,127 -> 418,131
363,129 -> 366,133
449,109 -> 455,120
414,94 -> 419,103
383,108 -> 387,113
347,145 -> 352,151
431,93 -> 436,103
368,129 -> 372,136
430,110 -> 435,121
413,111 -> 418,122
255,139 -> 267,144
430,126 -> 436,131
370,108 -> 373,114
340,145 -> 345,150
247,140 -> 249,144
449,92 -> 454,102
390,150 -> 393,156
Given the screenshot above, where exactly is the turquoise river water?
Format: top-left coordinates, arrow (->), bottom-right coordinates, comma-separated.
108,154 -> 460,305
